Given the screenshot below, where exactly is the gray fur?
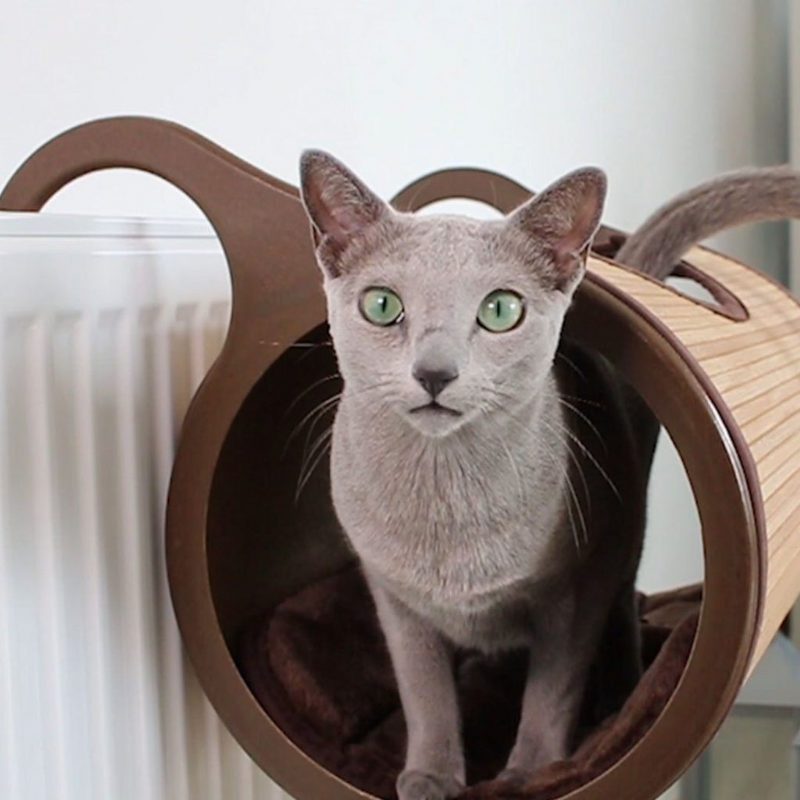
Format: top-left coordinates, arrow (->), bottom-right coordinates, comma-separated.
299,152 -> 639,799
616,165 -> 800,278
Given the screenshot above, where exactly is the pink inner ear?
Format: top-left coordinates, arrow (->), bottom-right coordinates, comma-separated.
311,177 -> 382,249
550,185 -> 604,280
329,203 -> 369,239
509,169 -> 605,289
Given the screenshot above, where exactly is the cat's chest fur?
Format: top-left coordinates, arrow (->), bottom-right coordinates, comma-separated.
330,383 -> 576,647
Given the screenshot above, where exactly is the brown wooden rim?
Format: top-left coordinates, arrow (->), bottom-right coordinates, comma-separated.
0,119 -> 765,800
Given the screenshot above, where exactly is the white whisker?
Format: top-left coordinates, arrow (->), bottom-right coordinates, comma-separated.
283,372 -> 341,418
295,432 -> 334,503
558,396 -> 607,452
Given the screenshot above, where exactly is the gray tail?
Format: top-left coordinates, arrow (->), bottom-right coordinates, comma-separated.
615,165 -> 800,279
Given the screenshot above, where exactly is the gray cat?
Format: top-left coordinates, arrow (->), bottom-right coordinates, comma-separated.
297,154 -> 800,799
298,152 -> 646,800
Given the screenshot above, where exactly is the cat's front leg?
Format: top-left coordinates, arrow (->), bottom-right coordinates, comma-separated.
366,573 -> 465,800
501,597 -> 595,783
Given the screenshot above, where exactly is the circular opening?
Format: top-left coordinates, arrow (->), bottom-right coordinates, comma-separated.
203,315 -> 724,800
171,174 -> 759,800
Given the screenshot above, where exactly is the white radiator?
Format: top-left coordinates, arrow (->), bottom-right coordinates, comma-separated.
0,213 -> 291,800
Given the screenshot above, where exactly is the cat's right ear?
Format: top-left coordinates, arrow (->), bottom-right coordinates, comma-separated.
300,150 -> 389,277
508,167 -> 607,291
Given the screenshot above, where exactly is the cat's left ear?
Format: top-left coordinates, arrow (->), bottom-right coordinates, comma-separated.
300,150 -> 390,276
509,167 -> 607,290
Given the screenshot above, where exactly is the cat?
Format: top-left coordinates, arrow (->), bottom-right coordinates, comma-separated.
297,154 -> 800,799
298,152 -> 647,800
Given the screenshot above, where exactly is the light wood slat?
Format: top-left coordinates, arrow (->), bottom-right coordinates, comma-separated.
732,377 -> 800,428
721,359 -> 800,407
715,357 -> 800,397
703,334 -> 800,378
680,317 -> 800,352
742,405 -> 800,448
757,428 -> 800,491
659,291 -> 782,318
751,404 -> 800,461
765,526 -> 798,565
670,305 -> 794,334
684,247 -> 779,283
767,480 -> 800,526
763,462 -> 800,516
765,543 -> 800,606
765,497 -> 800,555
764,518 -> 800,572
764,511 -> 800,563
766,547 -> 800,603
669,315 -> 750,334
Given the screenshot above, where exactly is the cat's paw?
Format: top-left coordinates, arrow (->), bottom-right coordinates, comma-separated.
397,769 -> 464,800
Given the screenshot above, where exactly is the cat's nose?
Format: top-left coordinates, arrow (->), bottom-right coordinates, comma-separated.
413,366 -> 458,398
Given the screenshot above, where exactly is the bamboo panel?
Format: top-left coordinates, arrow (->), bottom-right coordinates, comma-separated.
679,317 -> 800,352
589,243 -> 800,667
716,356 -> 800,401
764,469 -> 800,523
746,402 -> 800,447
704,335 -> 800,378
751,415 -> 800,462
764,505 -> 800,563
731,376 -> 800,428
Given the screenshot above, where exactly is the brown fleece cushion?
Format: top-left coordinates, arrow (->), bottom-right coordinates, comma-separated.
239,565 -> 699,799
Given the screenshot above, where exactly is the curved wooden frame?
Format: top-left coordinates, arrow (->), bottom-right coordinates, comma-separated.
0,117 -> 778,800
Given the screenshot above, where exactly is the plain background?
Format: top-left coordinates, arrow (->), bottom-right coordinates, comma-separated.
0,0 -> 794,605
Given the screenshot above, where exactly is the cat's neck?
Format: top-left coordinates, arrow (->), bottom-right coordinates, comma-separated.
330,368 -> 576,604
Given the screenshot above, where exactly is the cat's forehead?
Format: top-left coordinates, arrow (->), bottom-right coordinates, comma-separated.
373,214 -> 498,271
357,213 -> 541,289
396,213 -> 497,255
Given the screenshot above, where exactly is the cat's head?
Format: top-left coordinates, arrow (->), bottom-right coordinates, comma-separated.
299,151 -> 605,438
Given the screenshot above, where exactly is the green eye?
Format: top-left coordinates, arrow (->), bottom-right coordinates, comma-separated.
477,290 -> 525,332
360,287 -> 404,326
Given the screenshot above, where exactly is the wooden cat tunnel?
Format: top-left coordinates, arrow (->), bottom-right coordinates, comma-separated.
2,116 -> 798,800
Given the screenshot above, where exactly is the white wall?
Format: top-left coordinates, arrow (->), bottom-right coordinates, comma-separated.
0,2 -> 788,241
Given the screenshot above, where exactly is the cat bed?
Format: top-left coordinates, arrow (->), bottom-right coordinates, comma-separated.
3,117 -> 800,800
239,564 -> 700,800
